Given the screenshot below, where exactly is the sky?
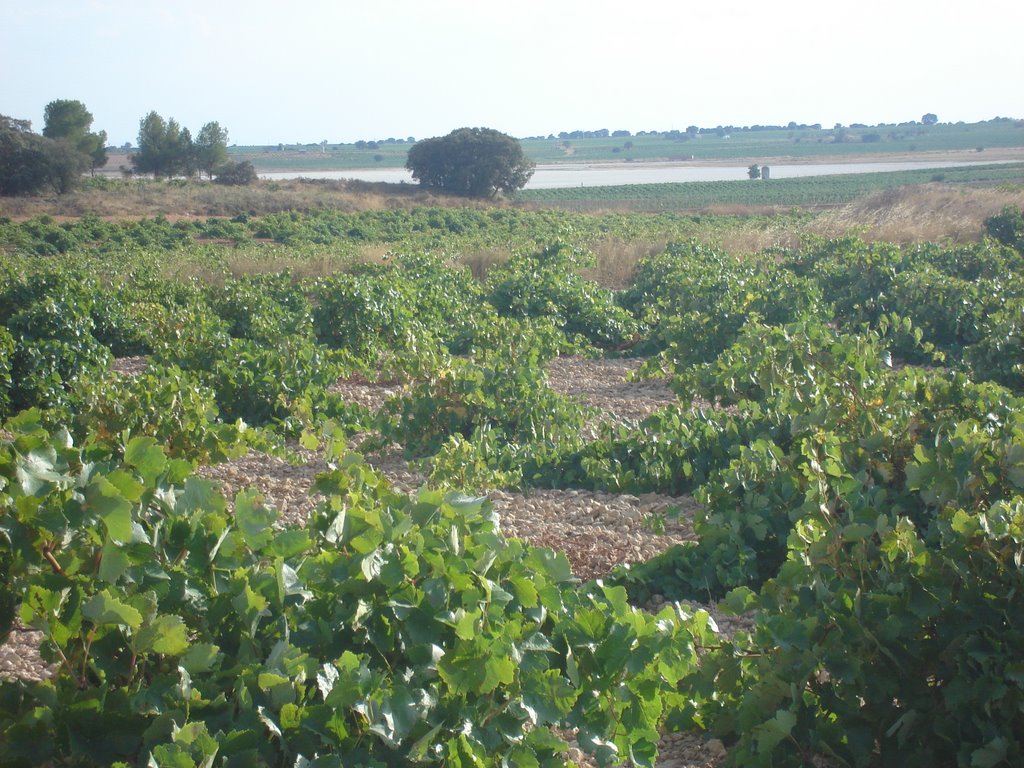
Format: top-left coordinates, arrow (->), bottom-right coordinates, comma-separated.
3,0 -> 1023,147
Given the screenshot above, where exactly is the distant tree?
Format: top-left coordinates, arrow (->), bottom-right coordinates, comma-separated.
194,121 -> 229,178
213,160 -> 257,186
406,127 -> 535,198
132,112 -> 190,178
1,115 -> 49,195
0,114 -> 90,195
42,99 -> 108,174
921,113 -> 938,126
747,164 -> 761,179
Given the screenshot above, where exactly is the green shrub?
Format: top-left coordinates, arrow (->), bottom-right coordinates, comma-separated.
965,301 -> 1024,391
73,364 -> 249,462
487,243 -> 638,348
622,241 -> 825,366
377,318 -> 589,458
608,317 -> 1024,766
313,270 -> 423,359
0,326 -> 13,419
0,422 -> 713,767
212,159 -> 258,186
89,292 -> 167,357
985,205 -> 1024,252
206,337 -> 347,428
211,273 -> 314,344
4,283 -> 111,414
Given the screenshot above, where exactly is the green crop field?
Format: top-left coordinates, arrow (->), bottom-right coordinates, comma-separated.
517,119 -> 1024,164
229,118 -> 1024,172
2,196 -> 1024,767
516,162 -> 1024,209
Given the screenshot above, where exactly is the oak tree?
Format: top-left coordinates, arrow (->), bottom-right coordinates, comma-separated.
406,127 -> 534,197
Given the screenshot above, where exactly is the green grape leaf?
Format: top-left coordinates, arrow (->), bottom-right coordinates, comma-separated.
135,614 -> 190,656
124,436 -> 167,483
83,590 -> 143,629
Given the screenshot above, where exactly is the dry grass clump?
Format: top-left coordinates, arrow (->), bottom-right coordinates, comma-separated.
811,184 -> 1024,244
0,178 -> 498,220
584,237 -> 668,288
460,248 -> 513,281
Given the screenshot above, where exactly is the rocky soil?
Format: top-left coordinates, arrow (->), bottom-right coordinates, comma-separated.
2,355 -> 743,767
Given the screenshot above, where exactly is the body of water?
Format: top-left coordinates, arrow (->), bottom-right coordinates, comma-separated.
259,160 -> 1010,189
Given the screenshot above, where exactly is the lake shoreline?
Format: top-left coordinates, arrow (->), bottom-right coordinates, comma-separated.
97,147 -> 1024,179
256,157 -> 1024,190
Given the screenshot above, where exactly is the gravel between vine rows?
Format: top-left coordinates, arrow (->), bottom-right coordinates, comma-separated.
1,356 -> 742,766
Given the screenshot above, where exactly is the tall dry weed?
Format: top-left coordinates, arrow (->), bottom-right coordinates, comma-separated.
0,179 -> 497,220
585,238 -> 668,288
459,248 -> 512,281
812,184 -> 1024,244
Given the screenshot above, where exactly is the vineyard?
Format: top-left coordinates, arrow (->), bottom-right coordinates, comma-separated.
1,202 -> 1024,767
516,164 -> 1024,210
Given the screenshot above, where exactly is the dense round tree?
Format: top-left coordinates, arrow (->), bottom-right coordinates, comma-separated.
405,127 -> 534,197
0,114 -> 89,196
42,99 -> 108,174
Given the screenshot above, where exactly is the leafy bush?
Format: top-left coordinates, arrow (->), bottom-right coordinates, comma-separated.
151,304 -> 348,428
313,270 -> 423,359
622,241 -> 825,366
313,255 -> 488,361
965,301 -> 1024,391
73,364 -> 249,462
487,243 -> 638,348
0,422 -> 713,767
212,159 -> 257,186
206,337 -> 348,427
387,252 -> 488,353
568,407 -> 770,496
211,273 -> 314,344
90,291 -> 168,357
377,318 -> 589,459
883,267 -> 983,355
607,316 -> 1024,766
3,277 -> 112,414
784,236 -> 910,329
985,205 -> 1024,252
0,326 -> 13,419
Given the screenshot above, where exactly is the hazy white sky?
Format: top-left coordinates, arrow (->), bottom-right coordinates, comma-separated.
3,0 -> 1022,146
